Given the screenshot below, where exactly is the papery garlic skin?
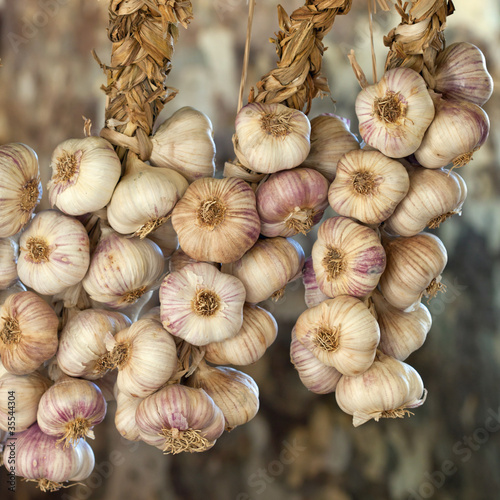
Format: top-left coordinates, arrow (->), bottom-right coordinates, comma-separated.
336,351 -> 426,427
149,106 -> 216,182
302,256 -> 329,308
136,384 -> 225,454
37,378 -> 106,447
0,143 -> 42,238
329,150 -> 410,225
115,392 -> 142,442
172,177 -> 260,264
0,371 -> 50,433
380,232 -> 447,310
48,136 -> 121,216
301,114 -> 360,181
356,68 -> 435,158
160,263 -> 246,346
256,168 -> 329,237
204,304 -> 278,366
234,102 -> 311,174
295,296 -> 380,376
82,231 -> 164,309
290,328 -> 341,394
57,309 -> 131,380
0,238 -> 18,290
0,291 -> 58,375
222,237 -> 305,304
17,210 -> 90,295
312,217 -> 386,298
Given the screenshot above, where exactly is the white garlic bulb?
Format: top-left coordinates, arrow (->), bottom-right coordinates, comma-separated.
0,238 -> 18,290
47,136 -> 121,216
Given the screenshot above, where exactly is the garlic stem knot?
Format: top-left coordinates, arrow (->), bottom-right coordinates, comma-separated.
96,341 -> 130,373
452,150 -> 476,169
25,236 -> 51,263
260,111 -> 293,138
352,171 -> 375,195
197,198 -> 226,230
374,91 -> 407,124
192,288 -> 220,317
0,316 -> 21,345
322,246 -> 345,280
284,207 -> 316,235
54,151 -> 79,183
313,324 -> 340,352
123,286 -> 147,304
56,417 -> 92,448
135,216 -> 169,239
379,407 -> 415,420
160,427 -> 211,454
24,478 -> 81,493
19,178 -> 40,213
425,278 -> 447,302
427,211 -> 458,229
271,286 -> 286,302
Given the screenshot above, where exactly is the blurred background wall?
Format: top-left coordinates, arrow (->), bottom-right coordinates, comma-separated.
0,1 -> 499,499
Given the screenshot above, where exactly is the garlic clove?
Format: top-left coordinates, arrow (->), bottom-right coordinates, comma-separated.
302,256 -> 329,309
69,438 -> 95,482
0,238 -> 18,291
234,102 -> 311,174
115,391 -> 143,442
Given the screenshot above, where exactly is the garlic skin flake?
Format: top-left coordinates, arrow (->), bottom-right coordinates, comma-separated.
136,384 -> 225,454
0,238 -> 18,291
336,351 -> 427,427
17,210 -> 90,295
356,68 -> 435,158
234,102 -> 311,174
160,262 -> 246,346
0,143 -> 42,238
295,296 -> 380,376
48,136 -> 121,216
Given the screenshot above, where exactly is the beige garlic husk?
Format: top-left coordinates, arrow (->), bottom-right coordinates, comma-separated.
204,304 -> 278,365
256,168 -> 330,237
222,237 -> 305,304
328,150 -> 410,225
37,377 -> 107,447
380,232 -> 448,311
57,308 -> 131,379
312,217 -> 386,298
336,350 -> 427,427
356,68 -> 435,158
234,102 -> 311,174
187,361 -> 259,431
105,318 -> 177,398
136,384 -> 225,454
301,114 -> 360,181
17,210 -> 90,295
82,230 -> 164,309
160,262 -> 246,346
148,218 -> 178,258
290,328 -> 341,394
0,143 -> 42,238
172,176 -> 260,263
302,256 -> 329,308
0,238 -> 18,290
384,167 -> 466,236
372,290 -> 432,361
0,371 -> 51,433
414,96 -> 490,169
0,291 -> 58,375
295,296 -> 380,376
107,154 -> 188,238
48,136 -> 121,215
115,391 -> 142,442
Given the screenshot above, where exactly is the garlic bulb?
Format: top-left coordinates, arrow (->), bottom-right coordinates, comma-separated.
171,177 -> 260,263
149,107 -> 216,182
380,232 -> 448,310
414,96 -> 490,169
82,231 -> 164,309
204,304 -> 277,365
431,42 -> 493,106
160,262 -> 246,346
115,391 -> 142,442
234,102 -> 311,174
147,218 -> 178,258
312,217 -> 386,298
336,351 -> 427,427
295,296 -> 380,376
107,154 -> 188,238
256,168 -> 329,237
301,114 -> 360,181
106,318 -> 177,398
0,371 -> 50,433
302,256 -> 329,308
136,384 -> 225,454
57,309 -> 131,379
47,136 -> 121,216
0,238 -> 18,290
17,210 -> 90,295
356,68 -> 435,158
0,143 -> 41,238
290,328 -> 341,394
4,423 -> 95,491
384,167 -> 466,236
372,290 -> 432,361
187,362 -> 259,431
328,150 -> 410,225
37,378 -> 106,447
0,291 -> 58,375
